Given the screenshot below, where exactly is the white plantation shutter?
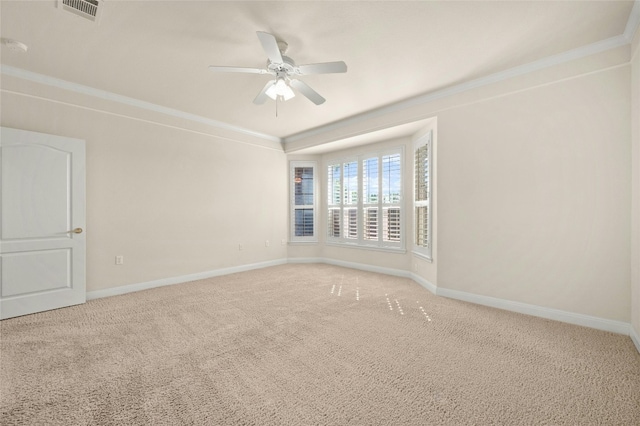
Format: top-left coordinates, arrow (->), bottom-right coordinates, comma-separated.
327,164 -> 341,238
345,208 -> 358,239
326,148 -> 403,250
383,207 -> 401,242
362,157 -> 378,241
328,164 -> 341,206
343,161 -> 358,240
363,207 -> 378,241
415,206 -> 428,246
382,154 -> 401,204
328,208 -> 340,237
362,157 -> 378,204
382,153 -> 401,242
290,162 -> 317,242
414,131 -> 432,258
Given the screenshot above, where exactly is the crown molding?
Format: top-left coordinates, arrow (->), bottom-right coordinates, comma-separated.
0,65 -> 282,145
3,1 -> 638,150
283,33 -> 629,146
624,0 -> 640,42
285,3 -> 639,146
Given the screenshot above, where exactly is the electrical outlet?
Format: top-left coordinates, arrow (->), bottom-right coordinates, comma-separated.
115,255 -> 124,265
238,244 -> 244,251
265,240 -> 270,247
413,263 -> 418,272
281,239 -> 286,246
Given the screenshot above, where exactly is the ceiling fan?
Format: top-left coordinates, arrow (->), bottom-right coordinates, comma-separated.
209,31 -> 347,105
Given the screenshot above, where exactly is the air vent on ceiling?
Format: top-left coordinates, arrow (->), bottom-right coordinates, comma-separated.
57,0 -> 103,23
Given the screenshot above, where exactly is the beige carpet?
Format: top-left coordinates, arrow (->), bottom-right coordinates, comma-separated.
1,264 -> 639,425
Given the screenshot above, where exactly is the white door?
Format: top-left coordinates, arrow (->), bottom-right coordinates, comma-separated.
0,127 -> 86,319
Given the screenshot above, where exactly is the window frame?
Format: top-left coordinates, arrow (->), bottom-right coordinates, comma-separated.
326,147 -> 404,252
413,131 -> 432,260
290,160 -> 318,243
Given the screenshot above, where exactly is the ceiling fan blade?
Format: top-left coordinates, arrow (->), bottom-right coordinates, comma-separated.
253,81 -> 276,105
209,66 -> 270,74
256,31 -> 283,64
297,61 -> 347,75
289,79 -> 326,105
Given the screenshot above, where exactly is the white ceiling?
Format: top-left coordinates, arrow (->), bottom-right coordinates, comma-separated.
0,1 -> 637,146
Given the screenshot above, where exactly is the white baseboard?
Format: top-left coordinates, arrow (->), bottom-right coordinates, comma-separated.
294,258 -> 630,336
86,258 -> 287,300
289,256 -> 412,279
436,287 -> 630,335
631,325 -> 640,353
297,259 -> 633,339
286,257 -> 324,264
321,258 -> 412,279
410,273 -> 437,294
86,257 -> 637,351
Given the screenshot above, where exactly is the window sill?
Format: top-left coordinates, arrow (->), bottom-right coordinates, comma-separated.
288,240 -> 319,245
412,250 -> 433,263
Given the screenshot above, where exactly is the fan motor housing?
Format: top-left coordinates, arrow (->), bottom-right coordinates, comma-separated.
268,56 -> 296,74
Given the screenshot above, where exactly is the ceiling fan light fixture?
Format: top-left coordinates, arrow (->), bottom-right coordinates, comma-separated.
266,78 -> 295,101
211,31 -> 346,106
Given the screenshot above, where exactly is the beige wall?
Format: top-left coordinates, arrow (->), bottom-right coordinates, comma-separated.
437,66 -> 631,322
1,82 -> 288,293
631,28 -> 640,335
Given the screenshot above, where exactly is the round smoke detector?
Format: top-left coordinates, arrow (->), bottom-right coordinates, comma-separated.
3,39 -> 28,53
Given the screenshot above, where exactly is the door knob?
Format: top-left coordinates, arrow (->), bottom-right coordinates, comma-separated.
69,228 -> 83,234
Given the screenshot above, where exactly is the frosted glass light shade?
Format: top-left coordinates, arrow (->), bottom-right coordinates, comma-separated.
266,79 -> 295,101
